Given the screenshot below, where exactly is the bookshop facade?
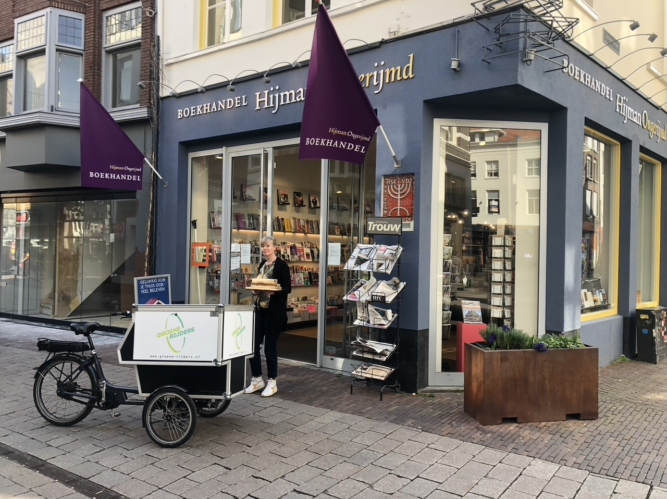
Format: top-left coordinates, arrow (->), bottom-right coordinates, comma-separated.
157,7 -> 667,391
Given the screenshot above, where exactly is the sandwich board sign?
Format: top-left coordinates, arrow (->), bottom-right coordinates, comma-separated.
134,275 -> 172,305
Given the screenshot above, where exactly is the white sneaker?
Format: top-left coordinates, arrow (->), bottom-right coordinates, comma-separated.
245,376 -> 265,394
261,379 -> 277,397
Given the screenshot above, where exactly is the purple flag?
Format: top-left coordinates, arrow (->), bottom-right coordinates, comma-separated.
299,5 -> 380,164
80,83 -> 144,190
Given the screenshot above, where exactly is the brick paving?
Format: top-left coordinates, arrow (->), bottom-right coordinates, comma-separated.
1,318 -> 667,498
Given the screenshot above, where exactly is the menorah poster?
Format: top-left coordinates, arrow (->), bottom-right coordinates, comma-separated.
382,174 -> 415,231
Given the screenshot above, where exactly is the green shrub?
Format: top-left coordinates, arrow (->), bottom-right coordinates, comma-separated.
480,325 -> 585,351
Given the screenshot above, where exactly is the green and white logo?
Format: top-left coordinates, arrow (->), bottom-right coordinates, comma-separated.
157,313 -> 196,353
232,313 -> 246,350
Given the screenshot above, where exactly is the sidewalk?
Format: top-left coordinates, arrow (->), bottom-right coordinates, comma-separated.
1,318 -> 667,499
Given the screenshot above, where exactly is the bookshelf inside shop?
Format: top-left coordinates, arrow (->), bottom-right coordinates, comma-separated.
344,236 -> 405,400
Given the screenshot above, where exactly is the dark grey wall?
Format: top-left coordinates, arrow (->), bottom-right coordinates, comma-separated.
157,9 -> 667,373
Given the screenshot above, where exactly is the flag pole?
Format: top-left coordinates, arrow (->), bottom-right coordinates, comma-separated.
379,125 -> 401,168
144,157 -> 168,187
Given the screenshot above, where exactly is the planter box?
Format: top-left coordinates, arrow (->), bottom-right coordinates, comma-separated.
464,343 -> 598,425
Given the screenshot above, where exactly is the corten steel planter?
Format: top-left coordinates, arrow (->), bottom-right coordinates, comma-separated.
464,343 -> 599,425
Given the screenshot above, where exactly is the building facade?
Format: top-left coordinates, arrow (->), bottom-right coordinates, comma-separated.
0,0 -> 157,330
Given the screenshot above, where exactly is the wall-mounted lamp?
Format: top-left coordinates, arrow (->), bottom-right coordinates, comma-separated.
591,32 -> 657,57
228,69 -> 261,92
570,19 -> 640,41
200,74 -> 231,88
523,50 -> 536,65
292,50 -> 312,68
137,80 -> 180,97
636,72 -> 667,91
262,61 -> 296,84
451,28 -> 461,72
451,58 -> 460,71
609,47 -> 667,70
171,79 -> 206,95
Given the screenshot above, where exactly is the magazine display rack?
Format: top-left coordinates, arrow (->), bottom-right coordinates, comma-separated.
343,239 -> 405,400
489,233 -> 515,327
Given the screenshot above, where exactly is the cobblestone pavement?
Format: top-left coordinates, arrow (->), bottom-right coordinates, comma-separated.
1,319 -> 667,499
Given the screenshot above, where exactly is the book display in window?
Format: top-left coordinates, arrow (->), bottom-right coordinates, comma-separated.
344,236 -> 404,400
489,231 -> 515,327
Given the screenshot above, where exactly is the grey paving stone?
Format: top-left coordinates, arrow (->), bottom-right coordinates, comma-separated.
388,428 -> 422,443
372,474 -> 411,494
424,491 -> 462,499
30,482 -> 73,499
331,442 -> 366,458
0,485 -> 29,497
488,464 -> 523,483
456,443 -> 485,456
351,464 -> 390,485
474,449 -> 509,466
579,475 -> 617,496
650,489 -> 667,499
218,476 -> 268,499
400,477 -> 440,498
394,460 -> 430,480
613,480 -> 651,498
144,466 -> 192,487
272,441 -> 310,458
308,439 -> 344,456
296,475 -> 339,496
309,453 -> 347,471
374,452 -> 410,470
346,449 -> 384,466
523,460 -> 560,481
12,472 -> 55,489
283,465 -> 324,486
144,490 -> 183,499
501,455 -> 534,470
542,476 -> 581,498
573,490 -> 613,499
129,464 -> 164,481
509,476 -> 548,496
469,477 -> 511,499
326,478 -> 369,499
323,462 -> 363,480
540,493 -> 566,499
438,450 -> 474,469
395,440 -> 429,457
69,461 -> 108,479
217,465 -> 257,485
437,476 -> 477,496
90,469 -> 133,488
368,438 -> 402,454
113,478 -> 158,499
555,467 -> 589,483
282,492 -> 315,499
428,437 -> 462,453
420,463 -> 457,483
251,477 -> 295,499
189,464 -> 228,483
283,450 -> 320,467
456,461 -> 493,481
328,429 -> 363,443
113,455 -> 159,474
412,448 -> 447,465
27,446 -> 65,461
252,462 -> 296,481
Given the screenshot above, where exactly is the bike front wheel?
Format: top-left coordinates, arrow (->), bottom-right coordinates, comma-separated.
143,387 -> 197,448
33,356 -> 96,426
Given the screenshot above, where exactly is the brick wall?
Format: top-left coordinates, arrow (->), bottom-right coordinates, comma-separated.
0,0 -> 155,104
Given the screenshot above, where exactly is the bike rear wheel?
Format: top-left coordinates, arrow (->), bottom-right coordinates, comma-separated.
33,356 -> 95,426
143,387 -> 196,448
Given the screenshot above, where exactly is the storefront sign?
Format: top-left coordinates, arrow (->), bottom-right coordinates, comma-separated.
134,275 -> 171,305
16,211 -> 30,224
562,59 -> 667,143
222,309 -> 254,361
382,173 -> 415,231
366,217 -> 403,235
134,309 -> 219,361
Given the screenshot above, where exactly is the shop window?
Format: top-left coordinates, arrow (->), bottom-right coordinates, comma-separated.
527,189 -> 539,215
205,0 -> 243,47
637,156 -> 661,306
581,131 -> 619,318
470,161 -> 476,178
280,0 -> 330,25
486,161 -> 499,178
436,123 -> 544,374
104,4 -> 142,109
487,190 -> 500,214
526,158 -> 540,177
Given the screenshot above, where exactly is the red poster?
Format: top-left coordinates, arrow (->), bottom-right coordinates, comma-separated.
382,174 -> 415,231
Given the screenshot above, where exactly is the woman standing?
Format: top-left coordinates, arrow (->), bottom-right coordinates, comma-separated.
245,236 -> 291,397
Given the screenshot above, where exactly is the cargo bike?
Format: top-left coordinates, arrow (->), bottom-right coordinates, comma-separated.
33,304 -> 255,448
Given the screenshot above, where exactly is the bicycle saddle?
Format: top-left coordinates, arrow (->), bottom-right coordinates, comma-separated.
70,322 -> 100,335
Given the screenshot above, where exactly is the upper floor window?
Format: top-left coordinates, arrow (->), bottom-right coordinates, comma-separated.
206,0 -> 242,47
0,44 -> 14,73
104,4 -> 142,109
281,0 -> 329,25
105,6 -> 142,46
486,161 -> 499,178
17,16 -> 46,52
526,158 -> 540,177
470,161 -> 476,178
57,15 -> 84,49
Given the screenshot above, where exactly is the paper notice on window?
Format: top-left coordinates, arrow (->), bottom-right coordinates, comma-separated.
240,244 -> 251,264
328,243 -> 341,266
230,244 -> 241,271
231,244 -> 240,253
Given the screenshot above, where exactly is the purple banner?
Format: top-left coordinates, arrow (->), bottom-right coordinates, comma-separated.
80,83 -> 144,190
299,5 -> 380,165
